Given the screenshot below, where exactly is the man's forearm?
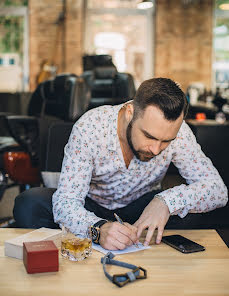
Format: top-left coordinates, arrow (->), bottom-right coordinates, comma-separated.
52,191 -> 104,235
155,178 -> 228,218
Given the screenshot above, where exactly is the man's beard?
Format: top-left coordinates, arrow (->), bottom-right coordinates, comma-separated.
126,119 -> 155,162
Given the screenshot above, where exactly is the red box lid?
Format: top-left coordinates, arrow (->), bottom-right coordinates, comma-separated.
23,240 -> 59,274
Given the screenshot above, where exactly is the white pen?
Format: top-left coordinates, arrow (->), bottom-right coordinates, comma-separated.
114,213 -> 139,248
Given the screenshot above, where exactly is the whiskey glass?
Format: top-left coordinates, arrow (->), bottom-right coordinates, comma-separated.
61,226 -> 92,261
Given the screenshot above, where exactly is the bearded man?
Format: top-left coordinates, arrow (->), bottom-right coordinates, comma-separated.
13,78 -> 228,250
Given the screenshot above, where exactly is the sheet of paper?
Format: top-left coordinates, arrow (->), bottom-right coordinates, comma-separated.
92,242 -> 151,255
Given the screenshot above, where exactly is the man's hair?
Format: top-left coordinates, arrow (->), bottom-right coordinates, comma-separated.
133,78 -> 189,121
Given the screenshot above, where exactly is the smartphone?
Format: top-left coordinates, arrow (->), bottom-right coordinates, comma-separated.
162,235 -> 205,254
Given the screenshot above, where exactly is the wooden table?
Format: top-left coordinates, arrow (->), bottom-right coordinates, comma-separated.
0,229 -> 228,296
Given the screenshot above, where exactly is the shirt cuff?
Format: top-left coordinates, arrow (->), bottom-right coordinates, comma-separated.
155,192 -> 184,215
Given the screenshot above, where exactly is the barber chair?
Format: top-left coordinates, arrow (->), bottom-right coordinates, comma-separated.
166,119 -> 229,231
81,55 -> 136,109
38,120 -> 229,246
187,119 -> 229,188
83,54 -> 114,71
0,74 -> 90,200
40,121 -> 74,189
41,121 -> 229,239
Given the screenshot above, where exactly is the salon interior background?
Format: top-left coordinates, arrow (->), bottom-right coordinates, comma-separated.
0,0 -> 228,93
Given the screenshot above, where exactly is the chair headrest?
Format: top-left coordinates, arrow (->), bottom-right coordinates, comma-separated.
94,66 -> 117,80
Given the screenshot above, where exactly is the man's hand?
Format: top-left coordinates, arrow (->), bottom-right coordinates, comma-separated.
99,222 -> 138,250
134,197 -> 170,246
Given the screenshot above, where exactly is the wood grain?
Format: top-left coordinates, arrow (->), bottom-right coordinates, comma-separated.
0,229 -> 228,296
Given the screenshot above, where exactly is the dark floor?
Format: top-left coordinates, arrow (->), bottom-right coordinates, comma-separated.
216,229 -> 229,248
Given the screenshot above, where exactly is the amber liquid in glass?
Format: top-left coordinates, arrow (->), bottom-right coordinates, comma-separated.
61,237 -> 92,261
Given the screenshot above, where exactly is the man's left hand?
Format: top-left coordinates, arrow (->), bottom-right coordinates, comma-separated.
134,197 -> 170,246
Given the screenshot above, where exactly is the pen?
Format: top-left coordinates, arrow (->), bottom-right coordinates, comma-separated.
114,213 -> 139,248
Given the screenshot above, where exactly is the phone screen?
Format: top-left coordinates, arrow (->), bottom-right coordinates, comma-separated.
162,235 -> 205,254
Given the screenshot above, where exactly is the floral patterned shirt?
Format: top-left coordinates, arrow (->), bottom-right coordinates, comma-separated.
52,103 -> 228,235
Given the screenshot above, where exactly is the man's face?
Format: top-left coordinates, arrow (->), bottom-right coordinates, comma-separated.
126,105 -> 184,162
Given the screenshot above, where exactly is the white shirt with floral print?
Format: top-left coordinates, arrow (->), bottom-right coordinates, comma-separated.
52,103 -> 228,235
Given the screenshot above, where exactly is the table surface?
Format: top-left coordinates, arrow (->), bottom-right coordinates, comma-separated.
0,229 -> 228,296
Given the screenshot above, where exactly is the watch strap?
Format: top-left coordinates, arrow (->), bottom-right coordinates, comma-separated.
91,219 -> 108,244
93,219 -> 107,228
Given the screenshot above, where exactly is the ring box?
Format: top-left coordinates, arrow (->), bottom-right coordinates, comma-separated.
23,240 -> 59,274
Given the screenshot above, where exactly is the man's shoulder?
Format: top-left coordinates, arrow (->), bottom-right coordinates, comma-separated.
79,105 -> 117,122
72,104 -> 120,135
177,120 -> 192,137
170,120 -> 195,150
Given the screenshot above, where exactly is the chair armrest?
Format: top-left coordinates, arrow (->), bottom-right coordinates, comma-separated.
5,115 -> 39,165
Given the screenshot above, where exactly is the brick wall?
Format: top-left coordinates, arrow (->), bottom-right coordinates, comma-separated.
29,0 -> 83,90
29,0 -> 213,92
155,0 -> 213,91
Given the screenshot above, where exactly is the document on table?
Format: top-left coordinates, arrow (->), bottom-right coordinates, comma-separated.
92,242 -> 151,255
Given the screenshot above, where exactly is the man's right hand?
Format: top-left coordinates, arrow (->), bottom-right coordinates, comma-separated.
99,222 -> 138,250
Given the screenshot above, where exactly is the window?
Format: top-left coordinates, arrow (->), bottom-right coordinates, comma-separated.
213,0 -> 229,89
84,0 -> 154,87
0,4 -> 29,91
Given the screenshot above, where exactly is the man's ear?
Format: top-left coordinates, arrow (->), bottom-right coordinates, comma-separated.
125,103 -> 134,122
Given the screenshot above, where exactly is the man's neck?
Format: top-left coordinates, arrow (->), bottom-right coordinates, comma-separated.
117,106 -> 134,168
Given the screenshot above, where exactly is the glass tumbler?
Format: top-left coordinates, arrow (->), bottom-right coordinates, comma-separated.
61,226 -> 92,261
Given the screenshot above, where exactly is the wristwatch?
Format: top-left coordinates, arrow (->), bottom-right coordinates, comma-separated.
90,220 -> 108,244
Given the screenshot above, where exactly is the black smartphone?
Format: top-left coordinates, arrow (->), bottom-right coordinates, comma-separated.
162,235 -> 205,254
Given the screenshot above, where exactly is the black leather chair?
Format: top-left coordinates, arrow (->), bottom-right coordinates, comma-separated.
186,119 -> 229,246
187,119 -> 229,188
34,119 -> 228,246
42,122 -> 74,176
81,55 -> 136,109
42,120 -> 229,229
0,74 -> 90,200
165,119 -> 229,236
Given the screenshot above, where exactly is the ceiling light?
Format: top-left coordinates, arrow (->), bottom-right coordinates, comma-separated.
219,3 -> 229,10
137,0 -> 154,10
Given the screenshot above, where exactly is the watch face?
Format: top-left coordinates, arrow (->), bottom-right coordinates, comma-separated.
90,226 -> 99,243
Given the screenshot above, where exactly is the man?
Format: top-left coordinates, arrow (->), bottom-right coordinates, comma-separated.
14,78 -> 228,250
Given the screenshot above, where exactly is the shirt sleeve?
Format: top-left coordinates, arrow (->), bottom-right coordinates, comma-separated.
156,122 -> 228,218
52,121 -> 103,235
